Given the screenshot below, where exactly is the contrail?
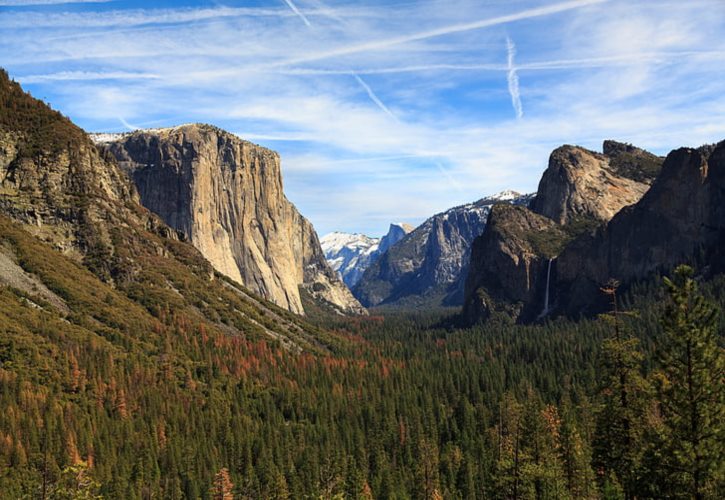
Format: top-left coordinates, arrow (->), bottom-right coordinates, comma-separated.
281,0 -> 397,120
273,50 -> 725,75
506,37 -> 523,119
275,0 -> 608,67
282,0 -> 311,27
119,117 -> 139,131
353,74 -> 397,120
19,71 -> 161,84
276,64 -> 508,75
181,49 -> 725,81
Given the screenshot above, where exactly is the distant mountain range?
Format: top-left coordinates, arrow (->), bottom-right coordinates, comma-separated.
321,223 -> 413,288
349,190 -> 533,309
4,65 -> 724,328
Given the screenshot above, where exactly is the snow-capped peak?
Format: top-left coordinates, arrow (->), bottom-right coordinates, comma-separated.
321,222 -> 414,288
320,232 -> 379,254
489,189 -> 522,201
89,132 -> 130,144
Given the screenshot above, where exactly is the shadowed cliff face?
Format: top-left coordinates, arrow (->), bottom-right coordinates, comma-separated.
555,142 -> 725,316
353,193 -> 532,309
463,141 -> 664,323
101,124 -> 365,316
462,204 -> 565,323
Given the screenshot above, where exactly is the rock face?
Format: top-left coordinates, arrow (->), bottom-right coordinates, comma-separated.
554,141 -> 725,316
321,223 -> 413,288
98,125 -> 364,315
530,143 -> 660,224
0,70 -> 347,355
378,223 -> 413,254
0,71 -> 141,281
353,191 -> 532,308
463,141 -> 663,323
462,204 -> 565,323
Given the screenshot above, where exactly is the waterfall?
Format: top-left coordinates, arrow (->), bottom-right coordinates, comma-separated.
538,258 -> 553,319
543,258 -> 552,313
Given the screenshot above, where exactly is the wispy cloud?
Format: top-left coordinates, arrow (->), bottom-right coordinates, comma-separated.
0,0 -> 111,5
118,117 -> 139,131
0,6 -> 295,29
506,36 -> 523,119
2,0 -> 723,236
274,0 -> 609,67
18,70 -> 160,84
281,0 -> 399,121
282,0 -> 311,27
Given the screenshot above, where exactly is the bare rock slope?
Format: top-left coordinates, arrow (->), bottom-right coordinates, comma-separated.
529,142 -> 661,224
98,125 -> 364,315
463,141 -> 663,323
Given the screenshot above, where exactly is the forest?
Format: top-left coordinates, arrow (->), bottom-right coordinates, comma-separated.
0,65 -> 722,496
0,256 -> 722,498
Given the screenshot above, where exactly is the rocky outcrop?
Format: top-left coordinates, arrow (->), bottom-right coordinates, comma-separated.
554,141 -> 725,316
378,223 -> 413,254
0,70 -> 347,354
321,223 -> 413,288
98,124 -> 364,315
529,142 -> 661,225
353,192 -> 532,308
463,141 -> 664,323
462,204 -> 565,323
0,71 -> 144,283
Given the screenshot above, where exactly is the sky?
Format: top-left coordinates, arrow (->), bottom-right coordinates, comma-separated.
1,0 -> 724,237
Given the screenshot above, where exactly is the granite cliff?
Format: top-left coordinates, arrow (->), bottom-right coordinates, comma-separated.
0,69 -> 337,352
463,141 -> 663,323
97,125 -> 364,315
354,191 -> 532,308
554,141 -> 725,316
529,142 -> 661,224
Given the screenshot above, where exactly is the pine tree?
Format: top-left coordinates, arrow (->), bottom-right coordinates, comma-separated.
211,467 -> 234,500
657,266 -> 724,499
593,280 -> 650,497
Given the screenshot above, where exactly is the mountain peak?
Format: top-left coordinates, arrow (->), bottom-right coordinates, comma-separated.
320,222 -> 414,288
390,222 -> 415,233
99,126 -> 364,315
489,189 -> 522,201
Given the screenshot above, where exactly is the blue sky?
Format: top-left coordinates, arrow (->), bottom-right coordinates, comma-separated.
2,0 -> 724,237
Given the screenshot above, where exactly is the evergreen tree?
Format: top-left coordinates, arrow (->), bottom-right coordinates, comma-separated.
593,280 -> 650,497
657,266 -> 724,499
211,467 -> 234,500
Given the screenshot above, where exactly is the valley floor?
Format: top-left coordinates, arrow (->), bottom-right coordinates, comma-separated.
1,269 -> 723,499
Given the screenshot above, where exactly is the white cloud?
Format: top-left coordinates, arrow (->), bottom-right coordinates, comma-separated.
272,0 -> 610,67
506,36 -> 523,119
18,70 -> 160,83
2,0 -> 723,236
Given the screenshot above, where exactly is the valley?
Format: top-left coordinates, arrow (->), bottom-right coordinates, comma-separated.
1,8 -> 724,494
